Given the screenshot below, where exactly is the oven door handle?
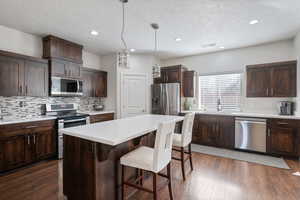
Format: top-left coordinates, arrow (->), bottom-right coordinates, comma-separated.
64,118 -> 87,123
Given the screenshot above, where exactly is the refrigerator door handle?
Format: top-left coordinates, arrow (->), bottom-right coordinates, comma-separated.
161,85 -> 167,115
161,85 -> 165,114
166,85 -> 170,115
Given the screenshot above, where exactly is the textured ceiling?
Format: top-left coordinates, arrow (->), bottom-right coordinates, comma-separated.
0,0 -> 299,59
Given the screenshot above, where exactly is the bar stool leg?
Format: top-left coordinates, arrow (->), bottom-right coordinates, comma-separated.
167,163 -> 173,200
139,169 -> 144,186
153,173 -> 158,200
180,147 -> 186,181
121,165 -> 125,200
188,143 -> 193,171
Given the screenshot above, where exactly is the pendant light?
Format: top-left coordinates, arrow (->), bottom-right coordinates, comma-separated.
118,0 -> 130,68
151,23 -> 161,78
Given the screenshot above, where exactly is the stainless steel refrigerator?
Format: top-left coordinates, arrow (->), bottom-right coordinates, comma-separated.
151,83 -> 180,115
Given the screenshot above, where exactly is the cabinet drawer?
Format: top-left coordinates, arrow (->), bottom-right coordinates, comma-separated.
269,119 -> 300,128
0,120 -> 55,136
90,113 -> 114,123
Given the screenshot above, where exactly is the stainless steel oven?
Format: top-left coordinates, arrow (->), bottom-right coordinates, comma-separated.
58,117 -> 90,159
51,77 -> 83,96
43,103 -> 90,159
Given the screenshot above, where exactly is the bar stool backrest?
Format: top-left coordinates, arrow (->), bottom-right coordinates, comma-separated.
181,113 -> 195,147
153,120 -> 176,172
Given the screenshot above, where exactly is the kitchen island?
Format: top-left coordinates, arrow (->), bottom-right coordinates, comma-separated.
60,114 -> 184,200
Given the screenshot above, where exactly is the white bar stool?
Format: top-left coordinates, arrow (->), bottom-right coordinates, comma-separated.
172,113 -> 195,180
120,120 -> 176,200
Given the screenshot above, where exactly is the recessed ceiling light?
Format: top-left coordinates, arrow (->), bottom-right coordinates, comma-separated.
220,46 -> 225,49
90,30 -> 99,36
249,20 -> 259,25
130,48 -> 136,52
175,38 -> 182,42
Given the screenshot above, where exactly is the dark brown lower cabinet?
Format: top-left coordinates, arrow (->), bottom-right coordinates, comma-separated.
218,116 -> 235,149
267,119 -> 299,156
190,114 -> 300,157
90,113 -> 114,124
35,127 -> 56,160
0,135 -> 27,171
193,115 -> 219,146
0,120 -> 56,172
192,114 -> 235,149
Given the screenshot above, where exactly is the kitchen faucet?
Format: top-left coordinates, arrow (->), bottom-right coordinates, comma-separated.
217,98 -> 222,112
0,108 -> 3,120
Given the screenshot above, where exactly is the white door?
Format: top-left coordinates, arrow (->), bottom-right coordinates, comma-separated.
121,73 -> 148,118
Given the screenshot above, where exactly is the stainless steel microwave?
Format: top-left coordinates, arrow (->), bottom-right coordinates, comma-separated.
51,77 -> 83,96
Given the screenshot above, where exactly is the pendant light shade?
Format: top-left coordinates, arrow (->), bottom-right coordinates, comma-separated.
118,0 -> 130,68
151,23 -> 161,78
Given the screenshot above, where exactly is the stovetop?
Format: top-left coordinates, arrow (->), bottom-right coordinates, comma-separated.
45,110 -> 89,120
56,113 -> 89,120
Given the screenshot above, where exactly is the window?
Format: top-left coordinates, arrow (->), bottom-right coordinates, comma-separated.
198,73 -> 241,111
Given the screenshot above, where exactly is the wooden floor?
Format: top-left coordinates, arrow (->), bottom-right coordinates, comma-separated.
1,152 -> 300,200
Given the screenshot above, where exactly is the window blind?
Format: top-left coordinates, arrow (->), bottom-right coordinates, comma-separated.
199,73 -> 241,111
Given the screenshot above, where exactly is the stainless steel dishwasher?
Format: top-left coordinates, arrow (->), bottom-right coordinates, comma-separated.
235,117 -> 267,153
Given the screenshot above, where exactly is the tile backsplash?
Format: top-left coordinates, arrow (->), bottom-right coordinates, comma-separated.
0,96 -> 103,119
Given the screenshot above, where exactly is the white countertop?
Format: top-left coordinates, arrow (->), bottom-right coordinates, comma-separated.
79,110 -> 115,116
181,110 -> 300,119
0,116 -> 57,125
60,114 -> 184,146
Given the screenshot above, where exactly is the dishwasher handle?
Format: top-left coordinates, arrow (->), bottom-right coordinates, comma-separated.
235,117 -> 267,123
236,120 -> 267,125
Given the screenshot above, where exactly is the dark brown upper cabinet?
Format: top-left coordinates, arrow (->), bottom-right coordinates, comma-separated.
95,71 -> 107,97
0,50 -> 48,97
49,59 -> 81,79
0,55 -> 24,96
154,65 -> 195,97
82,68 -> 107,97
43,35 -> 83,64
154,65 -> 186,84
183,71 -> 196,97
24,60 -> 48,97
247,66 -> 271,97
246,61 -> 297,97
44,36 -> 83,79
82,69 -> 94,97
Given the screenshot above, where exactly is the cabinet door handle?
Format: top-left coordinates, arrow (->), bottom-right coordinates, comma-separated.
25,126 -> 38,129
267,128 -> 271,137
27,135 -> 30,145
277,122 -> 289,125
25,85 -> 28,95
271,88 -> 274,96
266,88 -> 269,96
33,134 -> 36,144
19,85 -> 23,94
